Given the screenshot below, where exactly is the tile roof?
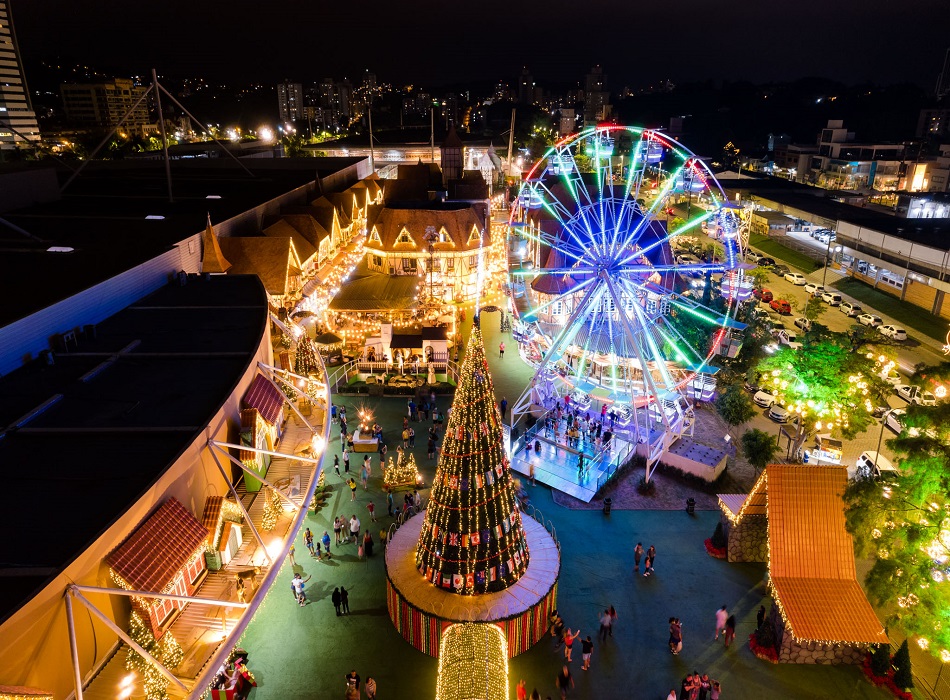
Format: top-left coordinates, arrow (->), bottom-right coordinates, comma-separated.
107,498 -> 208,592
219,236 -> 302,297
364,203 -> 486,251
765,464 -> 887,644
201,495 -> 224,531
263,218 -> 317,264
201,219 -> 232,274
242,375 -> 285,425
239,408 -> 261,462
328,267 -> 421,312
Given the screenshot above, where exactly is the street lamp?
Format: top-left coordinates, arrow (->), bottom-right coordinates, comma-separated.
870,408 -> 896,479
821,236 -> 841,290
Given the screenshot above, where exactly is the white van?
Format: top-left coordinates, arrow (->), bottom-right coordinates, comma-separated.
856,451 -> 898,478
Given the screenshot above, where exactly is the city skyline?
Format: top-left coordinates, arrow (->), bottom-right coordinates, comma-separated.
14,0 -> 950,89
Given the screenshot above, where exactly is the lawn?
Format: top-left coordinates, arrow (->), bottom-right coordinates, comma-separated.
832,277 -> 948,342
748,233 -> 822,273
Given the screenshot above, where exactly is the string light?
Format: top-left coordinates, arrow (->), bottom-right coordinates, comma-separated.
435,623 -> 509,700
384,452 -> 423,489
415,322 -> 529,594
125,611 -> 184,700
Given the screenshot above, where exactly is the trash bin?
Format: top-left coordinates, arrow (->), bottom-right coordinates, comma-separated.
604,498 -> 612,515
686,497 -> 696,514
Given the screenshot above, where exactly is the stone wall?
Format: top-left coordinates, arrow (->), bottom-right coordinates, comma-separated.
771,601 -> 867,664
723,512 -> 768,563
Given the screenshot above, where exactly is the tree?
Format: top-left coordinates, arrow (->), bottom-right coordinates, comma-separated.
844,402 -> 950,663
415,320 -> 529,594
892,640 -> 914,690
715,383 -> 756,443
747,267 -> 771,291
294,336 -> 320,376
870,643 -> 891,677
796,296 -> 827,322
741,429 -> 779,474
754,336 -> 885,456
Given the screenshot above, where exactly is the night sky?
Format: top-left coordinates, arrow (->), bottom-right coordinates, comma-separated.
14,0 -> 950,88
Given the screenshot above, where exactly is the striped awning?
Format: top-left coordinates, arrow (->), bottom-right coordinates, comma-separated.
242,374 -> 284,425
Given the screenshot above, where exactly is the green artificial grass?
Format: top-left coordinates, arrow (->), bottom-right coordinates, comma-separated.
748,234 -> 822,273
832,277 -> 947,342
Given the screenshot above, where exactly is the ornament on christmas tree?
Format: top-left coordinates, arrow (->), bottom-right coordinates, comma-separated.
415,319 -> 529,595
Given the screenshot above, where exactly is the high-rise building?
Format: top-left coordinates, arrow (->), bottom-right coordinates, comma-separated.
0,0 -> 40,150
583,65 -> 611,126
518,66 -> 534,104
277,81 -> 304,123
60,78 -> 151,132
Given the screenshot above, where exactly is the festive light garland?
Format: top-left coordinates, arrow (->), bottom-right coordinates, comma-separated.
414,322 -> 529,594
261,488 -> 281,532
125,612 -> 184,700
384,452 -> 422,488
435,623 -> 509,700
0,690 -> 53,700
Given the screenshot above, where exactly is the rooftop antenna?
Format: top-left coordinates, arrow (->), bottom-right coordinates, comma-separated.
61,69 -> 256,200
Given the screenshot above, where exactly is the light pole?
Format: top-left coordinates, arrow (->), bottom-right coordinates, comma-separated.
871,408 -> 896,478
423,226 -> 438,310
821,237 -> 841,290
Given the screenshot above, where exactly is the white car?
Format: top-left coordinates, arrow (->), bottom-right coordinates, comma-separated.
820,292 -> 842,306
884,408 -> 907,434
895,384 -> 936,406
768,403 -> 799,424
857,313 -> 883,328
771,328 -> 802,350
803,283 -> 824,297
753,390 -> 778,408
879,325 -> 908,341
839,302 -> 863,316
880,370 -> 902,386
784,272 -> 807,285
793,317 -> 812,331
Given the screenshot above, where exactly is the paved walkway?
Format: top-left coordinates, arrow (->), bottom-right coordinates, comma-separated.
237,393 -> 890,700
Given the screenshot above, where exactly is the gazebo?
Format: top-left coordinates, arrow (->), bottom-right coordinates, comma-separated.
718,464 -> 887,663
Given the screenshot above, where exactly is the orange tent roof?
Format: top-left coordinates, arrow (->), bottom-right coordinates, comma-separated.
722,464 -> 887,645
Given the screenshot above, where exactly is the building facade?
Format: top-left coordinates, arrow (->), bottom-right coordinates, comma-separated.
60,78 -> 151,132
277,81 -> 304,123
0,0 -> 40,149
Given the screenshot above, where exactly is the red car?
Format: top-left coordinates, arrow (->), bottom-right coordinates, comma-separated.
770,299 -> 792,314
753,288 -> 774,303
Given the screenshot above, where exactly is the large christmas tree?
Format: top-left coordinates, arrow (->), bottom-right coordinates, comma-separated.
294,336 -> 320,376
416,318 -> 530,594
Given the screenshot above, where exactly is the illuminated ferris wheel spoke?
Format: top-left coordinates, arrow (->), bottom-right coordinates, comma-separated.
614,162 -> 686,257
522,276 -> 596,320
534,179 -> 600,256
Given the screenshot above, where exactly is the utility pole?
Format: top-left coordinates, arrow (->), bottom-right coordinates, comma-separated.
430,107 -> 435,163
368,101 -> 375,172
152,68 -> 173,203
506,108 -> 516,177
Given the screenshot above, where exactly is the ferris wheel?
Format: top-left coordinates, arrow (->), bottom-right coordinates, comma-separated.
508,125 -> 748,467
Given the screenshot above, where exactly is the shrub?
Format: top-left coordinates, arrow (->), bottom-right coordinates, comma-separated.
654,460 -> 727,493
711,521 -> 727,549
870,643 -> 891,677
636,476 -> 656,496
892,640 -> 913,690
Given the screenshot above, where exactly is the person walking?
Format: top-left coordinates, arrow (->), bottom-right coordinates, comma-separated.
331,587 -> 342,616
343,449 -> 350,474
409,426 -> 415,448
644,545 -> 656,576
516,679 -> 527,700
365,677 -> 377,700
563,628 -> 579,662
366,500 -> 377,522
724,614 -> 736,647
340,586 -> 350,614
345,670 -> 360,698
710,680 -> 721,700
581,636 -> 594,671
360,463 -> 370,490
598,610 -> 611,641
363,530 -> 374,557
756,605 -> 766,630
499,341 -> 505,358
633,542 -> 643,574
386,489 -> 395,517
334,454 -> 341,477
348,477 -> 358,500
669,617 -> 683,654
322,531 -> 332,559
714,605 -> 728,641
556,666 -> 573,699
529,461 -> 536,485
500,397 -> 508,419
334,516 -> 343,546
291,573 -> 311,606
349,514 -> 361,543
304,528 -> 315,557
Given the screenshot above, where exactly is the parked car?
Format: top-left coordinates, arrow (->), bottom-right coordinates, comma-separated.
744,379 -> 762,394
769,298 -> 792,314
772,264 -> 791,277
816,231 -> 836,244
768,403 -> 799,424
793,317 -> 812,331
880,370 -> 902,386
803,283 -> 825,297
856,450 -> 898,479
757,257 -> 776,268
839,301 -> 863,316
879,325 -> 908,341
753,288 -> 774,303
784,272 -> 807,285
884,408 -> 907,434
857,313 -> 883,328
771,328 -> 802,350
895,384 -> 936,406
753,390 -> 777,408
820,292 -> 842,306
870,405 -> 891,418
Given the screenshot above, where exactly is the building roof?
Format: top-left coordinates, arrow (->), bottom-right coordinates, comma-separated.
201,218 -> 232,274
442,124 -> 464,149
279,213 -> 332,248
263,218 -> 317,264
365,202 -> 486,251
329,264 -> 420,312
0,274 -> 267,624
108,498 -> 208,592
313,194 -> 353,226
390,333 -> 424,349
0,158 -> 363,328
242,374 -> 285,425
727,464 -> 887,645
420,326 -> 448,341
201,495 -> 225,532
219,236 -> 302,297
